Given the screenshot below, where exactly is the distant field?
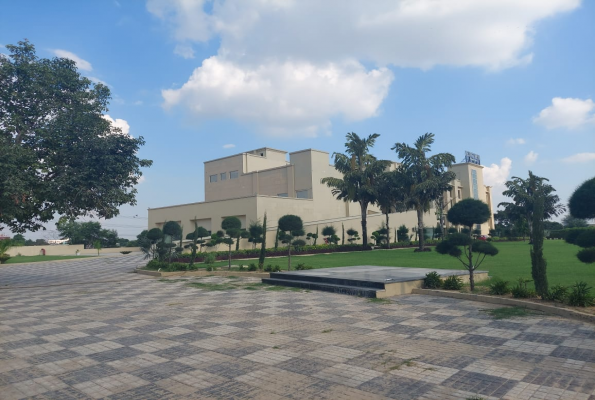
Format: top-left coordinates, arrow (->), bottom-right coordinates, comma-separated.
3,255 -> 93,264
213,240 -> 594,288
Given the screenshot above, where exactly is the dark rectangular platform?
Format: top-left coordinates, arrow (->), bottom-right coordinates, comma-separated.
262,266 -> 487,298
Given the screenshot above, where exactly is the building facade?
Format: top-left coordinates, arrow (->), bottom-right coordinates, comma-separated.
148,147 -> 494,248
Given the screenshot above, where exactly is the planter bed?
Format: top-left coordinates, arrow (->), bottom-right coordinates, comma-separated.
413,288 -> 595,324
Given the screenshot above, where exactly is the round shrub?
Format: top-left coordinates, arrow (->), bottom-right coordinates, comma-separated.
575,230 -> 595,248
569,177 -> 595,220
577,247 -> 595,264
565,228 -> 589,245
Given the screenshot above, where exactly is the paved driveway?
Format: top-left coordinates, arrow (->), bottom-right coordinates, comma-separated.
1,257 -> 594,399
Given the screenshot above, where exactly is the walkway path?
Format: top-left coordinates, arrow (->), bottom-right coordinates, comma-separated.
1,257 -> 594,399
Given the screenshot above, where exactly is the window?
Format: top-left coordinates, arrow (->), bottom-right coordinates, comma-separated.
457,189 -> 461,199
277,193 -> 288,197
471,169 -> 479,200
260,152 -> 264,156
209,174 -> 217,183
220,172 -> 227,181
296,190 -> 308,199
230,170 -> 239,179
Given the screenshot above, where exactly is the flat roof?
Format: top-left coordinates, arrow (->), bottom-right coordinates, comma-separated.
204,147 -> 289,164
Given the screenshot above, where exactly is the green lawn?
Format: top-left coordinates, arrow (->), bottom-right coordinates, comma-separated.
3,255 -> 92,264
214,240 -> 594,287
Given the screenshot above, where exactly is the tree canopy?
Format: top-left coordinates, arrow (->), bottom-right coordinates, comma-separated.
447,198 -> 491,228
55,219 -> 120,247
498,171 -> 565,243
569,177 -> 595,220
0,40 -> 152,233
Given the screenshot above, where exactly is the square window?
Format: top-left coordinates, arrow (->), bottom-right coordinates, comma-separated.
220,173 -> 227,181
296,190 -> 308,199
209,174 -> 218,183
230,170 -> 239,179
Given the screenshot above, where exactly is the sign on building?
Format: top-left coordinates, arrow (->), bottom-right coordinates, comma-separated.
464,151 -> 481,165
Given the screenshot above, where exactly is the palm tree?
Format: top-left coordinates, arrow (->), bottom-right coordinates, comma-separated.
322,132 -> 390,248
392,133 -> 456,252
498,171 -> 566,244
375,171 -> 408,249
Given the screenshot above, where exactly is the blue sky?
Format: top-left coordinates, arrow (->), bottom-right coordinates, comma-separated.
1,0 -> 594,240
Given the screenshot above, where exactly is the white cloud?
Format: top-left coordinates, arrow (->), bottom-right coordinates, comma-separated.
483,157 -> 512,210
52,49 -> 93,71
506,138 -> 526,145
102,114 -> 131,136
173,44 -> 195,59
223,144 -> 236,149
88,76 -> 108,86
562,152 -> 595,163
533,97 -> 595,130
149,0 -> 580,135
162,57 -> 393,136
148,0 -> 579,70
137,175 -> 146,184
524,150 -> 538,165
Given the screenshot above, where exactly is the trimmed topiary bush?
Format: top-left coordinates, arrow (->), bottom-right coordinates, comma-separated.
577,247 -> 595,263
575,230 -> 595,248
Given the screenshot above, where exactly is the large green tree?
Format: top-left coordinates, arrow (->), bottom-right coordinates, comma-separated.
499,171 -> 565,243
0,40 -> 152,233
562,215 -> 588,228
321,132 -> 390,248
56,219 -> 119,247
392,133 -> 456,252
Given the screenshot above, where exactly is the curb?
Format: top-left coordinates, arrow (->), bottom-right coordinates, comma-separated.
136,269 -> 270,278
412,288 -> 595,324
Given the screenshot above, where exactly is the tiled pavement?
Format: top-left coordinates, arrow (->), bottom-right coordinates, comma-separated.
1,256 -> 594,399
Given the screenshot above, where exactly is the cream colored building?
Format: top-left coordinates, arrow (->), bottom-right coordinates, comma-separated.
147,147 -> 494,249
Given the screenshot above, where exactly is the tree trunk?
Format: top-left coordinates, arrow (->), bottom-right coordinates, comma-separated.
228,243 -> 232,270
417,207 -> 425,251
385,213 -> 390,249
259,213 -> 267,267
360,202 -> 368,249
287,243 -> 291,271
468,239 -> 475,291
531,195 -> 548,296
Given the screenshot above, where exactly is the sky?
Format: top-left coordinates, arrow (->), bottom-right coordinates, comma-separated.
1,0 -> 594,240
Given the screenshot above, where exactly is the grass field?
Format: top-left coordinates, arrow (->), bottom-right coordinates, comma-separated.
3,255 -> 92,264
213,240 -> 594,287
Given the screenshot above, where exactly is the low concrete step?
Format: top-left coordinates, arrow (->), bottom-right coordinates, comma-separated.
262,278 -> 382,298
269,272 -> 385,289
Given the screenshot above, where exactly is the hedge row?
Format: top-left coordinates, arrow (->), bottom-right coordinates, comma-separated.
549,228 -> 595,243
172,241 -> 443,263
